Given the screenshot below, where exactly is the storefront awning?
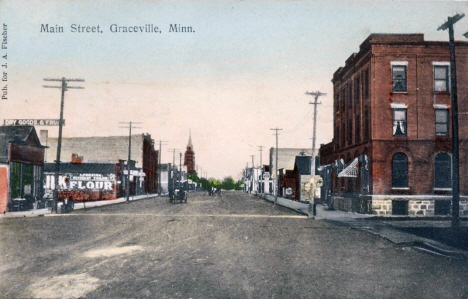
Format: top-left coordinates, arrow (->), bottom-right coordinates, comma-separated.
338,158 -> 358,178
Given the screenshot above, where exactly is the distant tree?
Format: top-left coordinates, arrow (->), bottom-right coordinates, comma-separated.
221,176 -> 236,190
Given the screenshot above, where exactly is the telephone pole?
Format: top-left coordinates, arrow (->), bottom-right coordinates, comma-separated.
119,122 -> 142,203
155,140 -> 169,196
250,154 -> 255,193
179,152 -> 183,189
168,148 -> 179,197
258,145 -> 264,194
270,127 -> 282,205
168,149 -> 180,167
43,77 -> 84,213
258,146 -> 263,168
438,13 -> 464,227
306,91 -> 326,175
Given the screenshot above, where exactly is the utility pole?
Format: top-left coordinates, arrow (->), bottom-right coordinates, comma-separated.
306,91 -> 326,176
155,140 -> 168,196
438,13 -> 464,227
250,154 -> 255,194
258,146 -> 264,194
119,121 -> 142,203
168,148 -> 179,167
258,146 -> 263,168
270,127 -> 282,205
179,152 -> 183,189
168,148 -> 179,196
43,77 -> 84,213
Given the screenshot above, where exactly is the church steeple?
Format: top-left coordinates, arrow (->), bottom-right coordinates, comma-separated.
184,130 -> 195,174
188,129 -> 193,149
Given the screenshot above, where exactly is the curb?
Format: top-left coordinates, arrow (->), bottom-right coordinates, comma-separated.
0,194 -> 161,219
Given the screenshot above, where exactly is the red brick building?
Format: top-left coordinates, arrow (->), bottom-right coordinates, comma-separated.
320,34 -> 468,216
184,131 -> 195,174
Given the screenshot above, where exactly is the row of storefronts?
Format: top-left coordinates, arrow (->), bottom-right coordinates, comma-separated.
0,126 -> 159,213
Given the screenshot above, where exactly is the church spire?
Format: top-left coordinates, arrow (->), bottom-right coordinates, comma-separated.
188,129 -> 193,149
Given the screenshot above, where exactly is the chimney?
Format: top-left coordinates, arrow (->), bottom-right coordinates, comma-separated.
71,153 -> 83,164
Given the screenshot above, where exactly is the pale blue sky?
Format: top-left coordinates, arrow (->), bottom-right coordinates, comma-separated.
0,0 -> 467,179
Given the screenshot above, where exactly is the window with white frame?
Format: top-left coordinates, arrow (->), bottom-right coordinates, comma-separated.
393,108 -> 407,136
435,108 -> 449,137
433,62 -> 450,92
391,62 -> 407,92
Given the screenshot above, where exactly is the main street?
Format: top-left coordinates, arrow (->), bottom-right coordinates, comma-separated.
1,192 -> 467,299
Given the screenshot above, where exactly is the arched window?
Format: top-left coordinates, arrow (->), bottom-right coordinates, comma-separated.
435,153 -> 451,189
392,153 -> 408,188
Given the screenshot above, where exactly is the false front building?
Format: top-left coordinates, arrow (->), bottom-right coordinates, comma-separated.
44,134 -> 158,194
0,126 -> 45,212
319,34 -> 468,216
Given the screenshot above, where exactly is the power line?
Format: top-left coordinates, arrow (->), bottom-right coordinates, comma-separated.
43,77 -> 84,213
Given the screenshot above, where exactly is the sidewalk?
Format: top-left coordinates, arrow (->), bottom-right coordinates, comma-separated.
0,193 -> 160,218
256,192 -> 467,259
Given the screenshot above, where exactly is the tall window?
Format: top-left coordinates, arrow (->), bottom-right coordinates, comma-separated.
364,108 -> 370,141
347,119 -> 353,145
434,153 -> 451,189
434,65 -> 449,92
354,77 -> 360,109
392,153 -> 408,188
348,82 -> 353,111
393,108 -> 407,136
341,87 -> 345,114
435,109 -> 449,137
355,113 -> 361,144
392,65 -> 407,92
363,69 -> 369,99
341,123 -> 346,148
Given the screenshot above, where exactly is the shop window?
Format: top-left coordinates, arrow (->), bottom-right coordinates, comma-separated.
434,153 -> 451,189
434,65 -> 449,92
10,162 -> 21,198
434,200 -> 451,215
392,65 -> 407,92
435,109 -> 449,137
392,153 -> 408,188
392,200 -> 408,215
393,108 -> 407,136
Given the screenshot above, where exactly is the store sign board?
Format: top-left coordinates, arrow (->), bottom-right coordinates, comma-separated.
43,173 -> 114,191
3,119 -> 65,126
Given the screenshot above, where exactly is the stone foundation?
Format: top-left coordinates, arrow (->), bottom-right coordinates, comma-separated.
332,194 -> 468,217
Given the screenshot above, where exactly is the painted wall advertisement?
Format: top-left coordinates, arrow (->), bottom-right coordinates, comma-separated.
43,172 -> 116,199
